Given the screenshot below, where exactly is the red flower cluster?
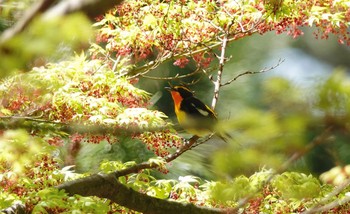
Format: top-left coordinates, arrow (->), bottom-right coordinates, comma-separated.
136,130 -> 182,157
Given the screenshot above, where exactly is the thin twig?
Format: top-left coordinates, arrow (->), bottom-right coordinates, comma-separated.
125,35 -> 248,78
141,68 -> 201,80
190,134 -> 214,149
127,51 -> 172,79
113,135 -> 203,177
182,75 -> 203,86
0,115 -> 67,125
128,24 -> 255,78
112,55 -> 121,72
203,18 -> 225,33
221,58 -> 285,87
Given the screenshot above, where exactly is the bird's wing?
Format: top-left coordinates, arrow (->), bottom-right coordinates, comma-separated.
181,97 -> 217,120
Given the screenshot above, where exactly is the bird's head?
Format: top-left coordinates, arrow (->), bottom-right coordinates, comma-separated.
165,85 -> 194,98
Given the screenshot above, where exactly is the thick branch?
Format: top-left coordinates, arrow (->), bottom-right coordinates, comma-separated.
0,0 -> 123,44
43,0 -> 123,20
57,173 -> 224,214
1,119 -> 217,213
0,0 -> 57,43
0,117 -> 217,213
53,135 -> 222,213
54,137 -> 225,214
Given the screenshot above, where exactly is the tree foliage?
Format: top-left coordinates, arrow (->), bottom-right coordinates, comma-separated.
1,0 -> 350,213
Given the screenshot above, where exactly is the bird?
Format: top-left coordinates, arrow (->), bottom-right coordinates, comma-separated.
165,85 -> 225,138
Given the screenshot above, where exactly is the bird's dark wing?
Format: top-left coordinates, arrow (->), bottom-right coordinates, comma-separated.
180,97 -> 217,120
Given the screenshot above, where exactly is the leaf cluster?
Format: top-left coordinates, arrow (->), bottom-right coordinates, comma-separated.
1,157 -> 130,213
0,55 -> 181,158
91,0 -> 350,78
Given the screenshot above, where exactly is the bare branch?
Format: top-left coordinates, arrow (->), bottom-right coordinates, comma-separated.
112,55 -> 121,72
221,58 -> 285,87
141,67 -> 201,80
211,34 -> 228,110
210,20 -> 234,110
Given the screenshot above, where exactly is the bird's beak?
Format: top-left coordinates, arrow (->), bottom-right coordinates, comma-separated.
165,87 -> 173,92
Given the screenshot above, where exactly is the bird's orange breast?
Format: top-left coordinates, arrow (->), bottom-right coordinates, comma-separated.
170,91 -> 183,113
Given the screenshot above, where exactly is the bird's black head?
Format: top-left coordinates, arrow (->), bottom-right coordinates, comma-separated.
165,85 -> 194,98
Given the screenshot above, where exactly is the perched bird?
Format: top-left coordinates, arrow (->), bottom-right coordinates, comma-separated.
166,85 -> 220,138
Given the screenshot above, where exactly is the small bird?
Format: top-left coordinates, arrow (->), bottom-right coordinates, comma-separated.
166,85 -> 220,138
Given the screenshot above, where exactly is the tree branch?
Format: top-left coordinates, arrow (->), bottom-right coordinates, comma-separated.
1,117 -> 217,213
221,58 -> 285,87
125,32 -> 253,79
141,67 -> 202,80
208,18 -> 236,110
55,136 -> 227,214
211,34 -> 229,110
113,135 -> 200,177
43,0 -> 123,20
0,116 -> 170,135
57,173 -> 224,214
0,0 -> 123,44
0,0 -> 57,43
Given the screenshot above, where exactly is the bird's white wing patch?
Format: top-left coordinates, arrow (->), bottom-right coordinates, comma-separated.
191,103 -> 210,116
197,108 -> 210,116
